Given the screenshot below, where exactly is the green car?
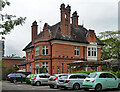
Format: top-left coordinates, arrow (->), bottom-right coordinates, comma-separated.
26,74 -> 34,84
82,72 -> 120,91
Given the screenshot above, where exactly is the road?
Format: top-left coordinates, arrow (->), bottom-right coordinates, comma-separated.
1,81 -> 120,92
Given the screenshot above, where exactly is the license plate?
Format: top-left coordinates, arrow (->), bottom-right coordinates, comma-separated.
59,82 -> 63,84
86,80 -> 90,82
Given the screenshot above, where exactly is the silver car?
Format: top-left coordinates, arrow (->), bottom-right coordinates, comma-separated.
48,74 -> 69,88
31,74 -> 50,86
57,73 -> 88,90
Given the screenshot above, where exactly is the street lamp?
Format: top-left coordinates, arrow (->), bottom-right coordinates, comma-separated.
60,60 -> 65,73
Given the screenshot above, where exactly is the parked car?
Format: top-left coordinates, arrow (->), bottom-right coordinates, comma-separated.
82,72 -> 120,91
7,73 -> 26,83
26,74 -> 35,84
48,74 -> 69,88
57,73 -> 88,90
31,74 -> 50,86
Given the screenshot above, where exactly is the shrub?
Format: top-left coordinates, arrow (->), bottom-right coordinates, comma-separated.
115,71 -> 120,78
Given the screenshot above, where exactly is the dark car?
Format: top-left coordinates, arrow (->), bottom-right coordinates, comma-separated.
7,73 -> 26,83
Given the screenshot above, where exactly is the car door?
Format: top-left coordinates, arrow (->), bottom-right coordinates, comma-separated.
39,75 -> 48,84
99,73 -> 109,88
106,73 -> 118,88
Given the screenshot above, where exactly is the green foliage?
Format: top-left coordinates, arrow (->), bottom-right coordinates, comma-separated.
101,66 -> 108,71
39,67 -> 47,73
73,70 -> 95,75
23,56 -> 26,58
97,31 -> 120,60
0,0 -> 26,35
0,60 -> 5,69
115,71 -> 120,78
112,66 -> 119,72
2,64 -> 19,80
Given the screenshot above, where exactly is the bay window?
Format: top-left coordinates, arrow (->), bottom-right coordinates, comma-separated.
87,46 -> 97,57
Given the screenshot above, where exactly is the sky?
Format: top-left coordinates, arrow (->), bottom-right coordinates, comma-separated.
0,0 -> 119,57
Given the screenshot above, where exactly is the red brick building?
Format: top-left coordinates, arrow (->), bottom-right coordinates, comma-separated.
2,57 -> 25,69
23,4 -> 104,75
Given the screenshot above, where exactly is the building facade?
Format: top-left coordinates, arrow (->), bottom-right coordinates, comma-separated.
23,4 -> 104,75
2,57 -> 26,69
0,40 -> 4,57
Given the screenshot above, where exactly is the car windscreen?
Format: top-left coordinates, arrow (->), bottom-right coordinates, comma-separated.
88,73 -> 97,78
49,75 -> 56,79
32,75 -> 37,78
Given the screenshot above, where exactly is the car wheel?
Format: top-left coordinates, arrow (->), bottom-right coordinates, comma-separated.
35,81 -> 41,86
49,85 -> 54,88
95,84 -> 102,91
117,83 -> 120,89
73,83 -> 80,90
13,79 -> 17,84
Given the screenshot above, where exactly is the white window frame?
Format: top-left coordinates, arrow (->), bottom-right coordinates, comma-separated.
42,45 -> 48,55
75,47 -> 79,56
35,46 -> 40,56
28,53 -> 30,60
87,46 -> 97,57
42,62 -> 48,73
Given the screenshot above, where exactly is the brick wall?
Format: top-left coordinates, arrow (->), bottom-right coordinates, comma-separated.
2,58 -> 25,68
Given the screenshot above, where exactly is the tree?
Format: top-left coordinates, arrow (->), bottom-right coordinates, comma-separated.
0,0 -> 26,35
97,31 -> 120,60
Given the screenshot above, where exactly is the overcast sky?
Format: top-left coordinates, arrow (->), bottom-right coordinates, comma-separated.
1,0 -> 119,57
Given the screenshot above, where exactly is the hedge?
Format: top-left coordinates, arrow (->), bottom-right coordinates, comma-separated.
73,70 -> 120,78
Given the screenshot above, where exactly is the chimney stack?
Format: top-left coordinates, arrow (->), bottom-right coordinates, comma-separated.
31,21 -> 38,42
60,3 -> 71,36
72,11 -> 79,27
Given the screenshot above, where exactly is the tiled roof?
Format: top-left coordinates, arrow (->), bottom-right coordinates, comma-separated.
23,42 -> 32,51
23,22 -> 104,51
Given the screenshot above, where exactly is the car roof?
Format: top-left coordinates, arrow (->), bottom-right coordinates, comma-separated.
54,74 -> 69,76
69,73 -> 88,75
90,72 -> 112,74
36,74 -> 50,75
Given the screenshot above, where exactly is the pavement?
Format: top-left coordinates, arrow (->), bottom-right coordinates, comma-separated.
1,81 -> 120,92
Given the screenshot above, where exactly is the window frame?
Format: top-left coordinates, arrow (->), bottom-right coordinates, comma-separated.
42,62 -> 49,73
35,46 -> 40,56
87,46 -> 97,57
75,47 -> 79,56
28,52 -> 30,60
42,45 -> 48,55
